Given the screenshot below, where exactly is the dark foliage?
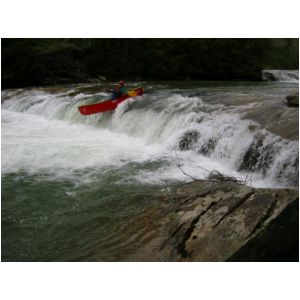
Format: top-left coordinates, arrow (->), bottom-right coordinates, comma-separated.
1,38 -> 298,88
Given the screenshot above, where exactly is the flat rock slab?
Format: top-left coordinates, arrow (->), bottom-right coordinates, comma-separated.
133,180 -> 298,261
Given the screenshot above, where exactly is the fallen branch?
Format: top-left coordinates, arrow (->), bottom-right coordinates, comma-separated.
175,160 -> 199,181
208,170 -> 245,184
175,150 -> 246,185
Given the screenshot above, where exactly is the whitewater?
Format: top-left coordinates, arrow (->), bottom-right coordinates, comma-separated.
2,81 -> 298,188
1,79 -> 298,261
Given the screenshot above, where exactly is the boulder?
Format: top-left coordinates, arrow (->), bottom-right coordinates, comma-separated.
286,92 -> 299,107
178,130 -> 200,151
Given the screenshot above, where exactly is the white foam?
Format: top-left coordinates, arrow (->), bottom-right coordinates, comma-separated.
1,109 -> 165,180
2,87 -> 298,188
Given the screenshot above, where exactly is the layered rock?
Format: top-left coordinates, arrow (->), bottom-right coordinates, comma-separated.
133,180 -> 298,261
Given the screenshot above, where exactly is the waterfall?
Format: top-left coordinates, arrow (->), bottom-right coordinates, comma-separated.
1,84 -> 298,188
262,70 -> 299,82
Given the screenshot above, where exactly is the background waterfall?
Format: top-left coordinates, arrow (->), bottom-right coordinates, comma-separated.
262,70 -> 299,82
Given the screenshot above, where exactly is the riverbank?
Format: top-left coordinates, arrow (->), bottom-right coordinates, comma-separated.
2,39 -> 299,90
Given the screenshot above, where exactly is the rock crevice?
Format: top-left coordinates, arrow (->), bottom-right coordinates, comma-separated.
139,180 -> 298,262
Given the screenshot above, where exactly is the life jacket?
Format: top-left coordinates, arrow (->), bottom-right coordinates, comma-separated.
115,85 -> 127,94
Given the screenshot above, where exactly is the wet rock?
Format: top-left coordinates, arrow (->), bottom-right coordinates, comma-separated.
178,130 -> 200,151
286,92 -> 299,107
199,138 -> 217,156
275,154 -> 299,187
243,99 -> 299,140
248,124 -> 258,132
138,180 -> 298,261
238,134 -> 275,175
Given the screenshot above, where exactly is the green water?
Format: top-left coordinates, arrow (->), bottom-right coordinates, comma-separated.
1,171 -> 166,261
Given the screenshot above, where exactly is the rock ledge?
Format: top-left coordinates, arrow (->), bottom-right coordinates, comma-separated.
135,181 -> 299,262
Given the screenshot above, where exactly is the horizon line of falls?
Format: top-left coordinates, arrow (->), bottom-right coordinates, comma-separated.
2,83 -> 298,189
262,70 -> 299,82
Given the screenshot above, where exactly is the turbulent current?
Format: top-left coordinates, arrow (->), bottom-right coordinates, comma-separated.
1,80 -> 299,261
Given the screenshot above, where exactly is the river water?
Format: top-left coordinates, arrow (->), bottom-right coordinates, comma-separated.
1,78 -> 299,261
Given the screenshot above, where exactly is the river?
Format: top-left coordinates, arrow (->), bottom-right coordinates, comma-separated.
1,75 -> 299,261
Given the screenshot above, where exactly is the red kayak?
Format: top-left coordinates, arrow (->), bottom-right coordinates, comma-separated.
78,87 -> 144,115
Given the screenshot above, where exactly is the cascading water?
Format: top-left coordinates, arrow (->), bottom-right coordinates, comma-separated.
1,80 -> 298,261
262,70 -> 299,82
2,83 -> 298,188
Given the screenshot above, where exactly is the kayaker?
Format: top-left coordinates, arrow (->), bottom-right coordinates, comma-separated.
107,80 -> 128,100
